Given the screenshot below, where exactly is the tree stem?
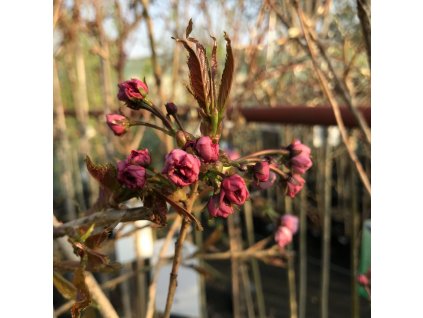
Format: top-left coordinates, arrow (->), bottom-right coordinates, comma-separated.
162,182 -> 199,317
235,149 -> 290,161
131,121 -> 175,137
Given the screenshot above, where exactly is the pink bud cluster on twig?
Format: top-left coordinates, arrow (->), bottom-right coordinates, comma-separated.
77,20 -> 315,318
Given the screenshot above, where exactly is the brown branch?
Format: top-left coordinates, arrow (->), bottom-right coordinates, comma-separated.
53,206 -> 155,238
145,216 -> 183,318
163,182 -> 199,317
293,0 -> 371,195
235,148 -> 290,162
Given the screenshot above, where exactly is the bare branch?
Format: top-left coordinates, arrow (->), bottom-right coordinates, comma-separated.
53,206 -> 156,238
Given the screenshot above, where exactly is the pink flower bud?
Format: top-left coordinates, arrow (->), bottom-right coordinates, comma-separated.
288,140 -> 312,174
195,136 -> 219,163
117,160 -> 146,189
127,149 -> 151,167
106,114 -> 129,136
281,214 -> 299,234
274,226 -> 293,249
254,161 -> 270,182
117,78 -> 149,107
162,149 -> 201,187
207,192 -> 234,218
286,174 -> 305,198
175,131 -> 188,148
221,174 -> 249,206
257,172 -> 277,190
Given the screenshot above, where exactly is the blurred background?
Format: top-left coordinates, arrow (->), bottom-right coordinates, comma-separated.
53,0 -> 371,317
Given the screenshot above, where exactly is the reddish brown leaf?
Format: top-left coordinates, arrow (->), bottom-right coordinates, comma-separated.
85,228 -> 112,249
217,32 -> 234,112
144,193 -> 168,226
85,156 -> 120,192
185,18 -> 193,38
173,38 -> 207,109
71,268 -> 91,318
72,237 -> 112,272
187,37 -> 211,101
54,260 -> 81,272
210,35 -> 218,81
154,190 -> 203,231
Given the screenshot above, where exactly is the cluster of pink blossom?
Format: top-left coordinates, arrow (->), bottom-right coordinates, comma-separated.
274,214 -> 299,249
79,23 -> 316,318
285,140 -> 313,198
105,78 -> 313,224
117,149 -> 151,189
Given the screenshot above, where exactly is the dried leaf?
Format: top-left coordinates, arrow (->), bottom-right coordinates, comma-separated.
144,193 -> 168,226
71,268 -> 91,318
54,260 -> 81,272
217,32 -> 234,112
185,18 -> 193,38
154,190 -> 203,231
85,228 -> 112,249
210,35 -> 218,81
85,156 -> 120,192
53,271 -> 77,300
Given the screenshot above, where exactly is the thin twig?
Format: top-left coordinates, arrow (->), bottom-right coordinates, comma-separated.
321,129 -> 332,318
131,121 -> 175,136
163,182 -> 199,317
145,216 -> 183,318
235,149 -> 290,161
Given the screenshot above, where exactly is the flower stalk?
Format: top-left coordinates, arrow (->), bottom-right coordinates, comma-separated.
130,121 -> 175,137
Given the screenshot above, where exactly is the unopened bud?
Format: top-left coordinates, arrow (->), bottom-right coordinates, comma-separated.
106,114 -> 130,136
165,102 -> 178,115
175,130 -> 188,147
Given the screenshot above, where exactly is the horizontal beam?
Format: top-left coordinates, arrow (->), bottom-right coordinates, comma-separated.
236,106 -> 371,127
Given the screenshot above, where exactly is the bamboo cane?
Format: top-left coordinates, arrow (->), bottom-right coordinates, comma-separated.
321,128 -> 332,318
